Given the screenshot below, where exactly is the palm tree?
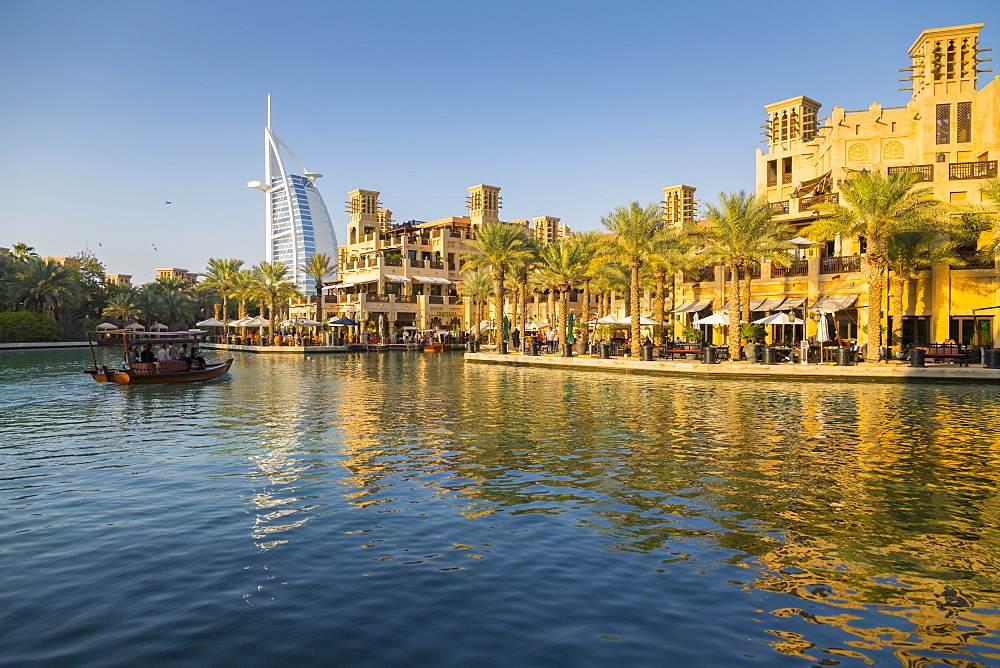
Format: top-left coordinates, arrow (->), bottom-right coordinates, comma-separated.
202,258 -> 245,333
572,231 -> 610,351
809,170 -> 946,362
102,288 -> 140,326
459,269 -> 492,339
134,288 -> 164,330
533,240 -> 589,350
231,270 -> 257,320
10,242 -> 38,262
254,261 -> 297,337
159,289 -> 194,330
886,230 -> 962,349
302,253 -> 335,323
9,258 -> 83,320
694,191 -> 793,360
646,227 -> 693,343
152,276 -> 191,294
601,202 -> 665,357
463,222 -> 536,342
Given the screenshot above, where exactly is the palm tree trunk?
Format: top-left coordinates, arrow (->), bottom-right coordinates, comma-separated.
630,261 -> 641,357
491,269 -> 505,342
558,291 -> 567,351
727,263 -> 742,360
891,274 -> 904,351
581,279 -> 591,352
865,253 -> 885,363
740,274 -> 752,327
316,286 -> 323,323
653,269 -> 666,345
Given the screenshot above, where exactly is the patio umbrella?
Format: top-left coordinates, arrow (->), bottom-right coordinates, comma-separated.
242,316 -> 270,327
196,318 -> 226,327
636,315 -> 660,326
692,313 -> 731,326
595,315 -> 620,324
96,322 -> 117,330
228,318 -> 249,327
753,312 -> 805,325
816,312 -> 833,343
524,321 -> 551,330
150,323 -> 169,331
124,323 -> 145,330
281,317 -> 321,327
329,317 -> 360,327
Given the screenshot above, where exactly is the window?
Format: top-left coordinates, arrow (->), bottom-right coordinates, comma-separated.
936,104 -> 950,144
855,125 -> 861,135
950,192 -> 967,203
766,160 -> 777,187
782,157 -> 793,185
891,121 -> 897,132
956,101 -> 971,143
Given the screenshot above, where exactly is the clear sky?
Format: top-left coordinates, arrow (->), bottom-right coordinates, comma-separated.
0,0 -> 995,283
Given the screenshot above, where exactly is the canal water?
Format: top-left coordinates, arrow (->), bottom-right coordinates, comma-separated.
2,348 -> 999,665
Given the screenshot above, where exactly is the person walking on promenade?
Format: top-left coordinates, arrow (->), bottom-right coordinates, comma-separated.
512,328 -> 520,351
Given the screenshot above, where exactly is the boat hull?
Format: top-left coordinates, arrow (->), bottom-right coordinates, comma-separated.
90,359 -> 233,384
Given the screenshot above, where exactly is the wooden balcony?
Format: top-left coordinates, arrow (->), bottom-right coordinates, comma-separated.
769,200 -> 789,215
799,193 -> 839,209
384,257 -> 402,267
364,293 -> 390,303
887,164 -> 933,182
395,295 -> 417,304
821,256 -> 862,274
949,161 -> 997,180
772,260 -> 809,277
428,296 -> 445,304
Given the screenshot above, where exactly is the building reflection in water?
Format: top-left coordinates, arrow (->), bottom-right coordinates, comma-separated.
228,352 -> 1000,660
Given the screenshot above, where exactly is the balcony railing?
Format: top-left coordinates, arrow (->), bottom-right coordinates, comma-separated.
799,193 -> 839,209
772,260 -> 809,277
769,200 -> 789,215
448,262 -> 457,271
736,263 -> 761,280
949,160 -> 998,180
428,296 -> 444,304
383,257 -> 402,267
395,295 -> 417,303
365,293 -> 390,303
410,260 -> 425,268
956,250 -> 995,269
887,164 -> 933,182
821,255 -> 862,274
429,261 -> 444,269
698,266 -> 716,282
767,173 -> 777,187
448,296 -> 462,304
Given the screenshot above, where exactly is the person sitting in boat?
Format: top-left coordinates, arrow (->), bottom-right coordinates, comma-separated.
167,343 -> 180,360
157,344 -> 171,362
127,348 -> 139,366
189,345 -> 206,369
140,344 -> 156,363
176,344 -> 190,362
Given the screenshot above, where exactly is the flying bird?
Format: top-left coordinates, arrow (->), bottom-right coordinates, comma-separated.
163,201 -> 172,204
152,244 -> 158,251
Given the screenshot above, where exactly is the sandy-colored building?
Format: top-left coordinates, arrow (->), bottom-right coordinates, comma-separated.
672,23 -> 999,348
155,268 -> 199,285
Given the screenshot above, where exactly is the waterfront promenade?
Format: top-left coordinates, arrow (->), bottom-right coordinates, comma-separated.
465,351 -> 1000,383
201,342 -> 348,354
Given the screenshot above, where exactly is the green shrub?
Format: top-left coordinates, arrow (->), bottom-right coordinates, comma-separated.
740,323 -> 767,342
0,311 -> 64,342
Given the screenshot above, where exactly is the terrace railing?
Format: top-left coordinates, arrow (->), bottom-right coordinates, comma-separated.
887,164 -> 933,182
821,255 -> 862,274
949,161 -> 997,180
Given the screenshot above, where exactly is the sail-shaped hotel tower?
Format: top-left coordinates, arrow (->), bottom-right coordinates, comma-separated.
247,98 -> 338,294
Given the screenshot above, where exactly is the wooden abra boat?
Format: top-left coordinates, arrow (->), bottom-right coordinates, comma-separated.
85,329 -> 233,385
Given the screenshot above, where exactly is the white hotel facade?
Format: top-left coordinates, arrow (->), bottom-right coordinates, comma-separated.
247,98 -> 338,293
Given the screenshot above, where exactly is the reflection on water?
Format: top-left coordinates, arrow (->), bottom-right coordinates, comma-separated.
1,348 -> 999,665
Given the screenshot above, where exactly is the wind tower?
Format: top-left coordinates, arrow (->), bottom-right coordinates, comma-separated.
661,185 -> 699,229
345,189 -> 381,245
466,185 -> 502,228
247,95 -> 338,293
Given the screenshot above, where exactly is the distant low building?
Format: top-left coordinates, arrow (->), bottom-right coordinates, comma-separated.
156,268 -> 199,284
105,274 -> 132,286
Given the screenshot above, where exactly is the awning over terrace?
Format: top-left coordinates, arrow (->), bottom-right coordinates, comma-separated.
672,299 -> 712,313
811,294 -> 858,312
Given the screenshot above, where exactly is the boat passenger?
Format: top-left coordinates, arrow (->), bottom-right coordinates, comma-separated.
176,344 -> 190,361
190,345 -> 206,369
140,344 -> 156,363
167,343 -> 180,360
157,344 -> 171,362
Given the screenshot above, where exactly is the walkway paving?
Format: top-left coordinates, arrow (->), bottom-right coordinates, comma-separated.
464,351 -> 1000,384
0,341 -> 89,350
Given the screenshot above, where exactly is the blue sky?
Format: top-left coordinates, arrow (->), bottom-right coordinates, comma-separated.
0,0 -> 995,282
